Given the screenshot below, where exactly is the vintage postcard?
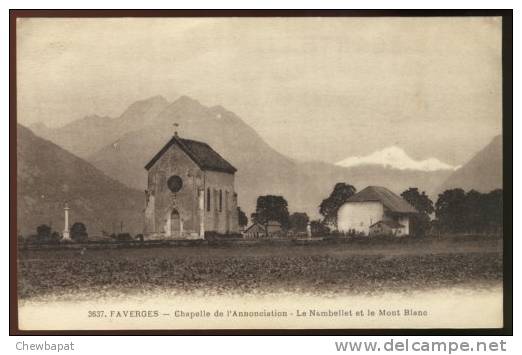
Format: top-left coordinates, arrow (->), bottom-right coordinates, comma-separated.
12,12 -> 510,333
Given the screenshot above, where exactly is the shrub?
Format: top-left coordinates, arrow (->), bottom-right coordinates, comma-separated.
17,234 -> 27,247
112,233 -> 133,242
49,231 -> 61,244
310,220 -> 330,237
33,224 -> 61,244
204,231 -> 242,241
204,231 -> 220,241
70,222 -> 88,242
36,224 -> 52,241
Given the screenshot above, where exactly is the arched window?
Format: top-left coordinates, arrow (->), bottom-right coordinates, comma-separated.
219,190 -> 223,212
206,188 -> 211,212
225,190 -> 230,211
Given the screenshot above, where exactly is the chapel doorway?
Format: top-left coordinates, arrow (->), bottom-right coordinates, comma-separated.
170,209 -> 181,238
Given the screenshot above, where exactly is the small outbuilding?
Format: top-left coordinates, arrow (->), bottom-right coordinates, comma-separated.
369,220 -> 406,237
243,220 -> 283,239
243,222 -> 267,239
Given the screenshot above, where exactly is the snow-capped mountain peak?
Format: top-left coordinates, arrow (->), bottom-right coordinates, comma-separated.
335,146 -> 460,172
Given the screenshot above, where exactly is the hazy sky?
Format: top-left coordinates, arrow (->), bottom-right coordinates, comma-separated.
17,17 -> 502,165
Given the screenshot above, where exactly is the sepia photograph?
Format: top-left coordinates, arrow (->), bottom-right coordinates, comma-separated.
11,11 -> 511,334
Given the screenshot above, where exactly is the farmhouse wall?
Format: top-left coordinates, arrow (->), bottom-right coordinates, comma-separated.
337,201 -> 384,234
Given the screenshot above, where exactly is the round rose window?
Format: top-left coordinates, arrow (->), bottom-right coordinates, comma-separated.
167,175 -> 183,193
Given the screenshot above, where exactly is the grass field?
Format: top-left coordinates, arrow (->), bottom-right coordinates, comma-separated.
18,236 -> 503,301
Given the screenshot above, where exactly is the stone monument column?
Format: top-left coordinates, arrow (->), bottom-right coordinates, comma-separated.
63,203 -> 71,240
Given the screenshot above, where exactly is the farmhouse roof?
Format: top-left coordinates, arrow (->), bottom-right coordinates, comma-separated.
345,186 -> 418,214
244,220 -> 282,233
144,135 -> 237,174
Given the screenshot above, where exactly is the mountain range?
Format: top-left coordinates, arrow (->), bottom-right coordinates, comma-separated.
17,124 -> 143,236
24,94 -> 503,233
31,95 -> 170,159
440,134 -> 503,192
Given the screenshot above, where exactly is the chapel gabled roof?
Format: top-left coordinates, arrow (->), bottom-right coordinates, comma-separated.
144,135 -> 237,174
345,186 -> 418,214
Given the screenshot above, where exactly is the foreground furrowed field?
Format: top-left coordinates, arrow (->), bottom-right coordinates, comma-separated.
18,238 -> 503,301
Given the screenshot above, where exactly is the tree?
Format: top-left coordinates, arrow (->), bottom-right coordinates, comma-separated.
289,212 -> 309,232
36,224 -> 52,240
251,195 -> 290,229
400,188 -> 434,237
319,183 -> 357,226
70,222 -> 88,242
34,224 -> 61,244
435,188 -> 467,233
50,231 -> 61,243
483,189 -> 503,234
310,219 -> 330,237
435,188 -> 503,235
36,224 -> 56,243
237,207 -> 248,228
462,190 -> 486,233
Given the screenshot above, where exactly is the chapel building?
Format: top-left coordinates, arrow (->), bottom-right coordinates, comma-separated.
143,132 -> 239,239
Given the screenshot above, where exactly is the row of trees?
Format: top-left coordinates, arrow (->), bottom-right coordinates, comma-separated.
434,188 -> 503,234
25,222 -> 150,244
244,195 -> 310,233
26,222 -> 88,243
401,187 -> 503,235
244,184 -> 503,237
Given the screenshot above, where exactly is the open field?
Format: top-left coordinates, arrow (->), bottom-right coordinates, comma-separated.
18,236 -> 503,301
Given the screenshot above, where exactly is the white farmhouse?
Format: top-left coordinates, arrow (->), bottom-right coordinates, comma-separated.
337,186 -> 417,236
